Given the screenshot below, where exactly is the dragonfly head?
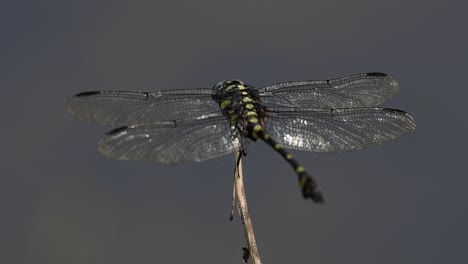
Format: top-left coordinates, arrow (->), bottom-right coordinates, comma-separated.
212,79 -> 246,91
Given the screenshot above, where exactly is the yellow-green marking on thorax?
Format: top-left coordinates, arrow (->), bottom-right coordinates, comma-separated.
220,99 -> 231,110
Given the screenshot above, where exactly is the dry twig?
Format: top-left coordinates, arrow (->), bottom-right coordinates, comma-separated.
233,150 -> 262,264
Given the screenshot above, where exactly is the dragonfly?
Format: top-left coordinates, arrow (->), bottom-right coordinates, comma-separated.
66,72 -> 416,203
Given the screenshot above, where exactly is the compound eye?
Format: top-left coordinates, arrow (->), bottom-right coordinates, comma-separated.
232,79 -> 245,85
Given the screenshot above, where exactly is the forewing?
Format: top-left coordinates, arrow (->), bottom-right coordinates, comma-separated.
258,73 -> 398,108
265,107 -> 415,153
66,89 -> 221,126
98,116 -> 241,164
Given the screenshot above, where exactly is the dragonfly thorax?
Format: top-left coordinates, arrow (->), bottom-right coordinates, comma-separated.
212,80 -> 266,140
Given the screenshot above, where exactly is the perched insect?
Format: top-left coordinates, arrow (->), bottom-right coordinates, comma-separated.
66,72 -> 416,202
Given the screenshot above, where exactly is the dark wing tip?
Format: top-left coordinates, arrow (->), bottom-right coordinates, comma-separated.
74,91 -> 102,97
366,72 -> 399,97
367,72 -> 388,77
65,92 -> 102,117
65,91 -> 101,109
106,126 -> 129,135
383,108 -> 407,114
382,108 -> 417,131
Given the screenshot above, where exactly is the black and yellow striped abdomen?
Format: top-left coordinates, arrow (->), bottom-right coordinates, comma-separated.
248,122 -> 323,203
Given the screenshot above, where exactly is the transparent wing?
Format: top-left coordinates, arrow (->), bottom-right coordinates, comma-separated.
265,107 -> 415,153
98,116 -> 244,164
257,73 -> 398,108
66,89 -> 221,126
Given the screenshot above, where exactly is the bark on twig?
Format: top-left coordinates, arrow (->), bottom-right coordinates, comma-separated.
234,151 -> 262,264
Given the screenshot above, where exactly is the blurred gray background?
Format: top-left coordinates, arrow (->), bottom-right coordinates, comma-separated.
1,0 -> 467,263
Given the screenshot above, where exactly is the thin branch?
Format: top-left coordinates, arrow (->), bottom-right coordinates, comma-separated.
234,150 -> 262,264
230,152 -> 242,221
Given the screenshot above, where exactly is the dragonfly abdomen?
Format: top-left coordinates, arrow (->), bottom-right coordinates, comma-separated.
248,123 -> 324,203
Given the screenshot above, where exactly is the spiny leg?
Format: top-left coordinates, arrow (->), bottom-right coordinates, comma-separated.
250,124 -> 324,203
